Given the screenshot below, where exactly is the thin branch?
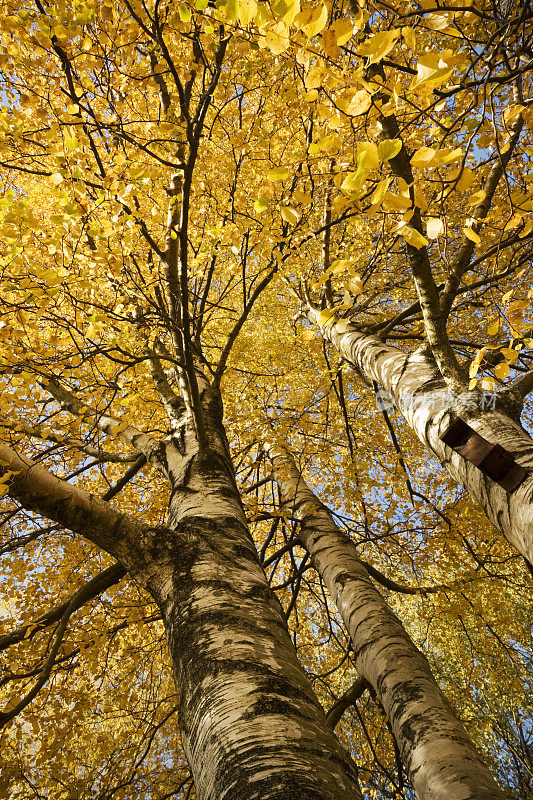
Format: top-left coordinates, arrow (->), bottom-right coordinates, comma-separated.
0,564 -> 125,653
440,113 -> 524,319
326,677 -> 368,729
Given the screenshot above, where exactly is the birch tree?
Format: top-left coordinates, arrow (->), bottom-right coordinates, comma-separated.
0,0 -> 531,799
265,438 -> 505,800
294,0 -> 533,566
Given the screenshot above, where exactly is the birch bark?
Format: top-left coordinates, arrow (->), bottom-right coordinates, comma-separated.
0,387 -> 362,800
309,311 -> 533,565
266,440 -> 506,800
141,391 -> 361,800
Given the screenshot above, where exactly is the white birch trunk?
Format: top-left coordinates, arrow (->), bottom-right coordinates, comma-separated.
311,313 -> 533,565
0,389 -> 363,800
266,441 -> 506,800
136,393 -> 362,800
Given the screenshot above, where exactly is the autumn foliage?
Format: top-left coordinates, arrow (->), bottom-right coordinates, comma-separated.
0,0 -> 532,798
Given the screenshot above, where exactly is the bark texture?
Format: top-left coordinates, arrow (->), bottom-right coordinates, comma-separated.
0,386 -> 363,800
142,389 -> 362,800
312,312 -> 533,565
267,440 -> 506,800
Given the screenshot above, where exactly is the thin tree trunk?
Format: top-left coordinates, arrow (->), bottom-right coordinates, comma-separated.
310,312 -> 533,565
266,440 -> 506,800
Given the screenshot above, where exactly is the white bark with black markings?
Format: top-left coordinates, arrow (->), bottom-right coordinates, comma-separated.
311,312 -> 533,565
266,440 -> 506,800
0,388 -> 362,800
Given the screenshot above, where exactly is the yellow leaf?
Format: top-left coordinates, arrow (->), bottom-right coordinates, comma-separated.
305,89 -> 319,101
315,132 -> 340,153
463,226 -> 481,244
272,0 -> 299,23
468,189 -> 486,206
357,29 -> 400,65
503,213 -> 522,231
384,192 -> 412,211
337,89 -> 372,117
331,17 -> 353,46
317,307 -> 336,325
322,29 -> 339,60
238,0 -> 257,24
301,328 -> 315,342
254,196 -> 270,213
109,419 -> 130,437
412,55 -> 454,93
341,172 -> 362,194
281,206 -> 299,224
49,173 -> 64,185
371,178 -> 391,204
326,114 -> 342,130
265,22 -> 290,55
267,166 -> 290,182
410,146 -> 437,168
178,3 -> 192,21
494,363 -> 510,380
456,167 -> 475,191
500,347 -> 519,364
481,377 -> 496,391
503,104 -> 525,126
425,11 -> 454,31
348,276 -> 363,294
436,147 -> 462,164
487,320 -> 500,335
426,218 -> 443,239
378,138 -> 402,161
306,65 -> 324,89
298,3 -> 328,37
468,378 -> 478,389
398,225 -> 428,249
357,141 -> 379,170
341,151 -> 370,193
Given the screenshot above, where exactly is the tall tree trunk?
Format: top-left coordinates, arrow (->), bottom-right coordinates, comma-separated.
0,389 -> 362,800
145,452 -> 362,799
309,312 -> 533,565
266,440 -> 506,800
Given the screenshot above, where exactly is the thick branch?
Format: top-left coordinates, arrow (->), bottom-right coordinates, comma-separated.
0,563 -> 125,652
0,440 -> 149,561
41,377 -> 163,466
326,678 -> 368,729
379,114 -> 464,388
308,310 -> 533,564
